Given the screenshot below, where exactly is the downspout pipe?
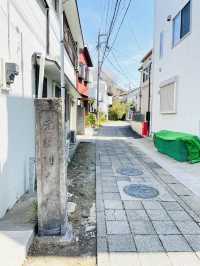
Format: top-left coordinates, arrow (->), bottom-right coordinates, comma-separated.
147,62 -> 152,135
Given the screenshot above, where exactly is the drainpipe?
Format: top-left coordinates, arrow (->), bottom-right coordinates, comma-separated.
59,0 -> 65,98
147,62 -> 152,135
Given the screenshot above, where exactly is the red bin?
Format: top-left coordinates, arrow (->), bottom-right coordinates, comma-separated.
142,121 -> 149,137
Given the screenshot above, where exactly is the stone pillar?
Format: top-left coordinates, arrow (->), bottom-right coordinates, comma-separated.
35,98 -> 71,237
77,106 -> 85,135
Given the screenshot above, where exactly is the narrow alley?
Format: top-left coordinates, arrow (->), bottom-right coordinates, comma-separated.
96,122 -> 200,266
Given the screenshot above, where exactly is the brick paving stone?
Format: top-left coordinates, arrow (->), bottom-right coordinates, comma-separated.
159,235 -> 192,252
142,200 -> 163,210
123,201 -> 143,210
108,234 -> 136,252
96,199 -> 105,211
97,220 -> 107,237
175,221 -> 200,234
161,201 -> 183,211
97,211 -> 105,224
104,200 -> 123,210
103,193 -> 121,200
103,184 -> 119,193
168,183 -> 193,196
97,237 -> 108,252
105,210 -> 115,220
152,221 -> 180,235
126,210 -> 149,221
146,209 -> 171,221
96,124 -> 200,266
167,210 -> 193,221
184,235 -> 200,251
106,221 -> 130,235
158,174 -> 178,184
130,220 -> 156,235
105,210 -> 127,221
134,235 -> 164,252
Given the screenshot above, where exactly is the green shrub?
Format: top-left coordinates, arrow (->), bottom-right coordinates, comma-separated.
109,101 -> 129,121
86,113 -> 96,128
99,112 -> 107,126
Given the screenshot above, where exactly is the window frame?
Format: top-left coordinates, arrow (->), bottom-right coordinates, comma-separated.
159,78 -> 177,114
172,0 -> 191,48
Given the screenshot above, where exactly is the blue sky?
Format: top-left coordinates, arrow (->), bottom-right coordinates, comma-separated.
77,0 -> 154,89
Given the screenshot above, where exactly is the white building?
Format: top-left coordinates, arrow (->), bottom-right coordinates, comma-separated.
152,0 -> 200,136
0,0 -> 83,218
89,77 -> 112,117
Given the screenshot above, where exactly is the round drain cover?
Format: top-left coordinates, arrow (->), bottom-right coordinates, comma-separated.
123,184 -> 159,199
118,167 -> 143,176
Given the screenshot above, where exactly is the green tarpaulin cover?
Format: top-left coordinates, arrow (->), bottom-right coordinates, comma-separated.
154,130 -> 200,164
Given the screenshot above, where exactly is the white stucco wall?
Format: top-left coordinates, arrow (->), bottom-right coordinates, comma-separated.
0,0 -> 79,218
0,0 -> 46,218
152,0 -> 200,136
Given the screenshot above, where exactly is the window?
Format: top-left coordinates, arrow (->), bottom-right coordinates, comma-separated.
142,67 -> 149,83
159,32 -> 164,58
160,82 -> 176,114
78,64 -> 85,79
42,77 -> 48,98
173,1 -> 191,47
85,67 -> 89,82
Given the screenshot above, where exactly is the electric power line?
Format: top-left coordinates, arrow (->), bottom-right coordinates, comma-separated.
105,0 -> 133,61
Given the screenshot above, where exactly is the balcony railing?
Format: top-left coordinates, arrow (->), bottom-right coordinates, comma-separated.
63,14 -> 78,69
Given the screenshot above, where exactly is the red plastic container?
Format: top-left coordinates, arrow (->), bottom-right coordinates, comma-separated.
142,121 -> 149,137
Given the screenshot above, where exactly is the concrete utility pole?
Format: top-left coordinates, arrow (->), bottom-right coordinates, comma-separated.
96,32 -> 101,126
96,32 -> 107,126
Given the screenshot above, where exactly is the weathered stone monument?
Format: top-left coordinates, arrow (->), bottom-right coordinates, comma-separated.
35,98 -> 71,237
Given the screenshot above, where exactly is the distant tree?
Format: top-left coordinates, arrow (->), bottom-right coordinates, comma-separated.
109,100 -> 129,121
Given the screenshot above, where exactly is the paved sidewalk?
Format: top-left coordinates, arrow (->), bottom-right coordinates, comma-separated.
96,122 -> 200,266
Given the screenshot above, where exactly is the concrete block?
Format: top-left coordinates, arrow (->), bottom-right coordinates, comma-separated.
167,210 -> 193,221
175,221 -> 200,235
159,235 -> 191,252
145,209 -> 170,221
108,234 -> 136,252
105,210 -> 127,221
142,200 -> 163,210
184,235 -> 200,251
161,201 -> 183,211
130,220 -> 156,235
106,221 -> 130,235
134,235 -> 164,252
126,210 -> 149,221
104,200 -> 123,210
152,221 -> 180,235
123,201 -> 143,210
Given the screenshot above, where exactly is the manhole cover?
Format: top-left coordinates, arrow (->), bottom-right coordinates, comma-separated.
117,167 -> 143,176
123,184 -> 159,199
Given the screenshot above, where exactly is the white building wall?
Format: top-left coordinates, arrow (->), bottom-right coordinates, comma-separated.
49,6 -> 76,87
152,0 -> 200,136
0,0 -> 46,218
0,0 -> 78,218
